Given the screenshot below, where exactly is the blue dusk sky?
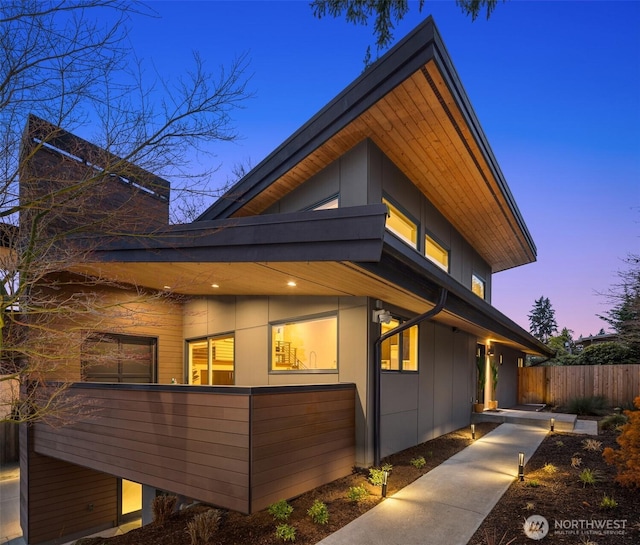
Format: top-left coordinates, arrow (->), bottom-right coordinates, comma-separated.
123,0 -> 639,339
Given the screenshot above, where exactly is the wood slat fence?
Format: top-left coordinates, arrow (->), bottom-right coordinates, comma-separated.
518,364 -> 640,407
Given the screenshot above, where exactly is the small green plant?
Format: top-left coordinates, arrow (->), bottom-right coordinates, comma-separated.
275,523 -> 296,542
186,509 -> 222,545
368,463 -> 393,486
555,440 -> 564,447
347,485 -> 368,502
600,495 -> 618,509
268,499 -> 293,521
571,456 -> 583,468
524,502 -> 535,511
578,468 -> 602,487
542,463 -> 557,474
582,438 -> 603,452
410,456 -> 426,469
307,499 -> 329,525
525,479 -> 540,488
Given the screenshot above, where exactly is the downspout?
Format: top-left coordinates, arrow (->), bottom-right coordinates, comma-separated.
373,287 -> 448,466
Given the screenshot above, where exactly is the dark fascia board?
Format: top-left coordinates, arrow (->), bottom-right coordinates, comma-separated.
197,18 -> 441,221
367,235 -> 552,356
196,16 -> 535,262
68,381 -> 356,396
84,204 -> 387,264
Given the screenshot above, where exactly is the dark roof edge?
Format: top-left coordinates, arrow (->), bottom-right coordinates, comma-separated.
379,236 -> 552,356
83,204 -> 388,264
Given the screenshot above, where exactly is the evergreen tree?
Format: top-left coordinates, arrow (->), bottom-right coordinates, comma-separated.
598,254 -> 640,352
528,296 -> 558,344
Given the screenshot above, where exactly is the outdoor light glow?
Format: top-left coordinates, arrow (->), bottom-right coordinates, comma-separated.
163,285 -> 171,290
211,283 -> 219,288
518,452 -> 525,481
287,281 -> 297,287
550,418 -> 555,432
471,423 -> 476,440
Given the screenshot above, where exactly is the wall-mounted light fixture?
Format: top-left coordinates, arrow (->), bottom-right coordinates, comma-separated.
372,309 -> 392,324
487,345 -> 495,356
382,468 -> 389,497
499,354 -> 503,365
471,423 -> 476,440
518,452 -> 525,481
550,418 -> 555,432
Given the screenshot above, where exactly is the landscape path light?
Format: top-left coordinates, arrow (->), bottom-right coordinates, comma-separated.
382,468 -> 389,497
518,451 -> 525,481
471,423 -> 476,440
550,417 -> 555,432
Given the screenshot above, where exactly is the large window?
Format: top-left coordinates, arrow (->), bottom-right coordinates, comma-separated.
187,335 -> 234,385
472,274 -> 486,299
383,198 -> 418,248
381,318 -> 418,372
425,234 -> 449,271
271,315 -> 337,372
311,195 -> 339,210
82,334 -> 156,383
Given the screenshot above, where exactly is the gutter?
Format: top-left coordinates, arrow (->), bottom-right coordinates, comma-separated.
372,287 -> 448,466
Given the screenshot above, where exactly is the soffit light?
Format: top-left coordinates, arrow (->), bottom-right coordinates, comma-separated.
287,281 -> 297,287
211,283 -> 219,288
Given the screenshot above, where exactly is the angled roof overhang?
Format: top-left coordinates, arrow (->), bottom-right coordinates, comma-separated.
71,205 -> 551,356
197,17 -> 536,273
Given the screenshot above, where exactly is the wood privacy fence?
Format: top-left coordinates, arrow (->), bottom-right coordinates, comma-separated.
518,364 -> 640,407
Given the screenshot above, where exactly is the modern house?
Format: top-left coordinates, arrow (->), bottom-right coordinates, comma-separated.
17,17 -> 553,544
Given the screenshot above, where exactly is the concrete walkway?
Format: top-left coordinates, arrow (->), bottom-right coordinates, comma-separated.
317,423 -> 548,545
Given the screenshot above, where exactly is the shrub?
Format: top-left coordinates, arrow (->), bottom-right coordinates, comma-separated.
347,485 -> 368,502
566,395 -> 608,416
582,438 -> 603,452
600,413 -> 628,431
576,342 -> 635,365
410,456 -> 426,469
571,456 -> 583,468
152,494 -> 177,524
603,395 -> 640,488
268,499 -> 293,521
307,499 -> 329,525
542,463 -> 557,474
525,479 -> 540,488
186,509 -> 221,544
275,523 -> 296,542
578,468 -> 602,487
600,495 -> 618,509
368,463 -> 393,486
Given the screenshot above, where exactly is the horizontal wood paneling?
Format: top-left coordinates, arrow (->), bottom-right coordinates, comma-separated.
22,425 -> 117,545
33,385 -> 252,514
519,365 -> 640,406
250,387 -> 356,512
26,381 -> 356,542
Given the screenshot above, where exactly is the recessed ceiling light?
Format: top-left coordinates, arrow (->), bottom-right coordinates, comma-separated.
211,283 -> 219,288
287,280 -> 297,287
163,285 -> 171,290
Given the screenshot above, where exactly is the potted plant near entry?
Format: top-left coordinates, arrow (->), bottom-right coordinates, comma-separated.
473,355 -> 486,413
488,359 -> 499,410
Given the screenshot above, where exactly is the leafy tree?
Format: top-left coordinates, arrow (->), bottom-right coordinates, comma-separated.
0,0 -> 250,424
598,253 -> 640,354
311,0 -> 502,59
528,296 -> 558,344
